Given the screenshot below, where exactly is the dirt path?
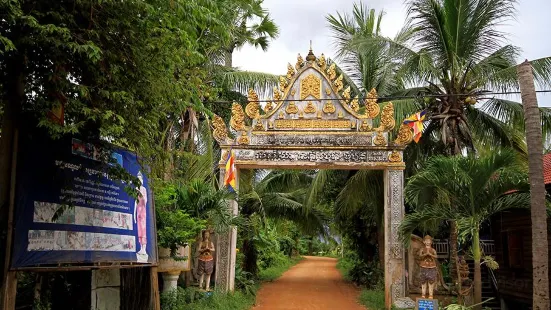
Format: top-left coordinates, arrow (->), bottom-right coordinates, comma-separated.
252,256 -> 365,310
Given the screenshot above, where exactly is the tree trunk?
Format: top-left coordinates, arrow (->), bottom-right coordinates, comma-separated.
472,230 -> 482,310
0,52 -> 24,308
450,221 -> 460,286
242,238 -> 258,277
224,50 -> 233,68
518,60 -> 550,310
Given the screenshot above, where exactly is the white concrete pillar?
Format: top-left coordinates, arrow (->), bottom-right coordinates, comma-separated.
162,272 -> 180,293
384,169 -> 406,309
215,167 -> 239,292
91,269 -> 120,310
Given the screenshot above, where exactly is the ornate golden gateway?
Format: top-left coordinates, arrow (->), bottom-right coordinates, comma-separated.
300,74 -> 322,100
212,47 -> 416,168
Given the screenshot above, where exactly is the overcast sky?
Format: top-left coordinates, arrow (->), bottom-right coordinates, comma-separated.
233,0 -> 551,106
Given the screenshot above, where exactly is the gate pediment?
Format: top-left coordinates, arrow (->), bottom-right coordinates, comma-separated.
212,49 -> 415,169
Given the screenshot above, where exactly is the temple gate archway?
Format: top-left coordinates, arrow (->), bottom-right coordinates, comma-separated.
211,48 -> 415,309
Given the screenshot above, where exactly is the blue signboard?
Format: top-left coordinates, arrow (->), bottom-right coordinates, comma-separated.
417,298 -> 438,310
11,132 -> 157,268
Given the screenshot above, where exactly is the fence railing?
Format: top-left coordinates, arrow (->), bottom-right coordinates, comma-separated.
430,239 -> 495,258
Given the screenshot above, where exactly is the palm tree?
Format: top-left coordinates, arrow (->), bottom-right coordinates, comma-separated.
238,169 -> 328,276
399,150 -> 530,308
517,60 -> 550,309
327,0 -> 551,283
326,3 -> 409,96
222,0 -> 279,68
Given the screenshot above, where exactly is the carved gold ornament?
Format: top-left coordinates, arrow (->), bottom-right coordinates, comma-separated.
268,121 -> 274,129
296,53 -> 304,71
377,102 -> 395,131
338,111 -> 344,118
287,63 -> 295,80
304,101 -> 317,114
317,111 -> 322,119
237,131 -> 250,145
318,53 -> 327,72
359,120 -> 370,132
334,74 -> 344,92
273,87 -> 282,101
286,101 -> 299,114
253,119 -> 265,131
342,86 -> 351,101
298,111 -> 304,118
389,151 -> 402,162
373,131 -> 387,146
300,74 -> 322,100
365,88 -> 380,118
278,111 -> 285,119
323,101 -> 336,114
245,89 -> 260,119
230,102 -> 246,131
212,115 -> 228,142
351,121 -> 356,129
325,88 -> 331,96
395,124 -> 414,145
264,101 -> 274,113
350,96 -> 360,112
327,63 -> 337,81
274,119 -> 352,129
291,89 -> 296,96
279,76 -> 288,91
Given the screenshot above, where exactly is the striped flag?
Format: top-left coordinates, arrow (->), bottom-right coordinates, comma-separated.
403,110 -> 426,143
224,150 -> 236,192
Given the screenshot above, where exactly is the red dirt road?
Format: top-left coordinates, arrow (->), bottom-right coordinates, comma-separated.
252,256 -> 365,310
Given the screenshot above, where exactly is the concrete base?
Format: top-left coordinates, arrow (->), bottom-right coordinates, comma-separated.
91,269 -> 120,310
162,272 -> 180,293
394,297 -> 415,309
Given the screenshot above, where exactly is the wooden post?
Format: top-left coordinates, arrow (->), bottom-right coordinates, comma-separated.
151,267 -> 160,310
1,130 -> 18,310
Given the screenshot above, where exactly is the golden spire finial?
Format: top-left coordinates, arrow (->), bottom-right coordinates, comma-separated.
306,40 -> 316,62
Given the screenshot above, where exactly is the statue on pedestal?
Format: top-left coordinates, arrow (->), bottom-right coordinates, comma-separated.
418,235 -> 438,299
197,230 -> 215,291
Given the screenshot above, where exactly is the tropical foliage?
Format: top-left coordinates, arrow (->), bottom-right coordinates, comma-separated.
400,151 -> 530,307
326,1 -> 551,292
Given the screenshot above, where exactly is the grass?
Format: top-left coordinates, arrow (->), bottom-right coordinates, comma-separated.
186,290 -> 256,310
359,289 -> 387,310
258,256 -> 303,282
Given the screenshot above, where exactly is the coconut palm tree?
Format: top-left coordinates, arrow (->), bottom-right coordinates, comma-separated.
399,150 -> 530,308
327,3 -> 410,96
222,0 -> 279,68
327,0 -> 551,283
517,60 -> 550,309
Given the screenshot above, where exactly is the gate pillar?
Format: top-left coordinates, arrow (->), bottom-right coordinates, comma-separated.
215,168 -> 239,292
384,169 -> 406,309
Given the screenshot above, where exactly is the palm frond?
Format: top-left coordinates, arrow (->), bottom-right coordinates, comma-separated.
216,69 -> 280,98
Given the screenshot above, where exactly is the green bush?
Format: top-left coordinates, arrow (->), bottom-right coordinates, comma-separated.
337,253 -> 383,289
